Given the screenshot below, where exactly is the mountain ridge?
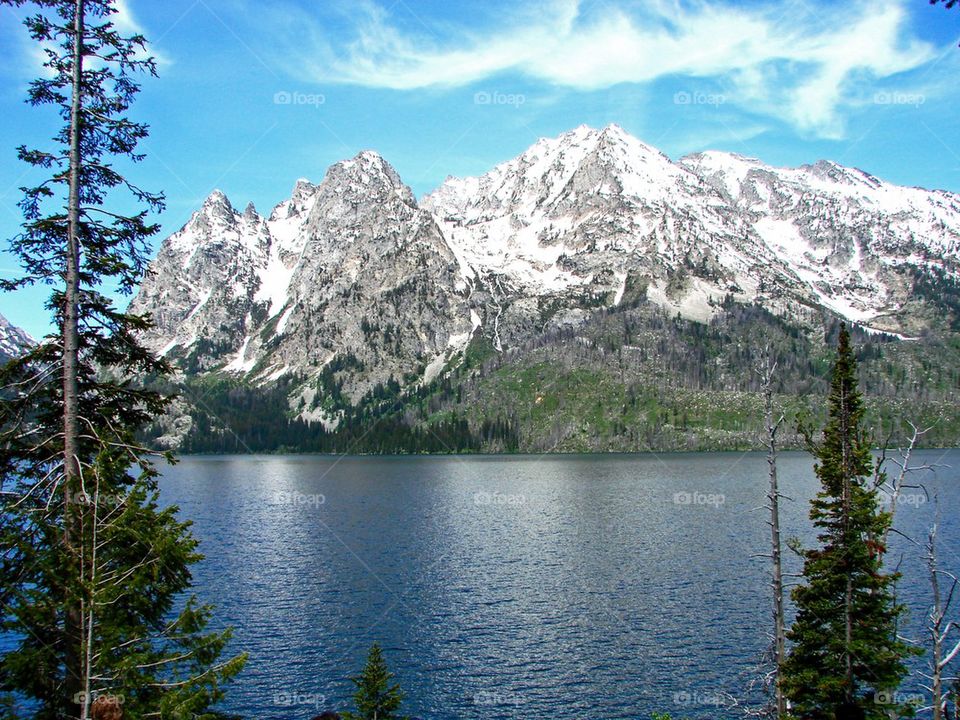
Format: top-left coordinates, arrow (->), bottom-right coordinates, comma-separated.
129,125 -> 960,450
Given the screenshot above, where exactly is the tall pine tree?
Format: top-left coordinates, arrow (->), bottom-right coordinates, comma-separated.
343,643 -> 405,720
781,324 -> 917,720
0,1 -> 245,718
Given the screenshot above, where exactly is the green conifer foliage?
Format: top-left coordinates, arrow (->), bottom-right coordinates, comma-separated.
344,643 -> 406,720
0,1 -> 245,717
781,325 -> 918,719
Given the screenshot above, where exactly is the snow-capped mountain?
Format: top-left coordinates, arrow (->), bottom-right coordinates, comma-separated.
130,189 -> 275,370
0,313 -> 34,363
130,125 -> 960,423
682,150 -> 960,333
131,151 -> 476,423
424,124 -> 959,336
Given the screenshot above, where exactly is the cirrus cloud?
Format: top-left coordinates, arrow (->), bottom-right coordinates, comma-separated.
282,0 -> 936,139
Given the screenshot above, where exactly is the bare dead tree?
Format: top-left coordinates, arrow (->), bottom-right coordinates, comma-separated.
875,421 -> 934,548
753,347 -> 787,718
920,505 -> 960,720
870,423 -> 958,720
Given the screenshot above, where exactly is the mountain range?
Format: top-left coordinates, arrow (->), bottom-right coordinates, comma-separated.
128,125 -> 960,452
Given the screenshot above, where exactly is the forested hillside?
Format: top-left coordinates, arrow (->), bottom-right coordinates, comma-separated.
145,300 -> 960,454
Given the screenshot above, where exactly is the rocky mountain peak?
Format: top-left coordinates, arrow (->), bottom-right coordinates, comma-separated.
291,178 -> 317,200
268,179 -> 319,224
0,313 -> 35,363
594,123 -> 668,159
324,151 -> 416,208
200,188 -> 233,213
435,123 -> 689,220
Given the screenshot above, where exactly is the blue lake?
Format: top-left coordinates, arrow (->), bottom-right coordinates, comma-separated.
157,450 -> 960,720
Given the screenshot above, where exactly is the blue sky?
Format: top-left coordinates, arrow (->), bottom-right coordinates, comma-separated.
1,0 -> 959,338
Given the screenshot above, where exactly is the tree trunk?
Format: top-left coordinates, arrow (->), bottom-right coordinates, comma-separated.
64,0 -> 86,717
762,358 -> 786,718
840,384 -> 854,702
929,523 -> 944,720
81,476 -> 100,720
768,425 -> 786,716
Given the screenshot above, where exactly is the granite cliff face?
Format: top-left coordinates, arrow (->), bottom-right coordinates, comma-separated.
131,151 -> 477,426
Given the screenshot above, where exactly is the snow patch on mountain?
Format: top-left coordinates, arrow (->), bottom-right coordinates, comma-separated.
425,124 -> 958,333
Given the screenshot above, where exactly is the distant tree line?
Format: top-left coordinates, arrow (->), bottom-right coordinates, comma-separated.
149,373 -> 519,455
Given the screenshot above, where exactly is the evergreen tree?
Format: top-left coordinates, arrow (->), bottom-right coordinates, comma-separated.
344,643 -> 405,720
0,1 -> 245,717
781,325 -> 917,720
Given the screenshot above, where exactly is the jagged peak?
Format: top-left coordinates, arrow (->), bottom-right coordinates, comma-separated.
326,151 -> 415,204
201,188 -> 233,210
0,312 -> 34,343
291,178 -> 317,196
425,124 -> 687,216
532,124 -> 673,176
0,312 -> 35,361
188,189 -> 238,232
547,123 -> 661,154
267,179 -> 321,224
292,178 -> 320,203
162,188 -> 249,256
243,201 -> 258,218
337,150 -> 395,175
596,122 -> 645,145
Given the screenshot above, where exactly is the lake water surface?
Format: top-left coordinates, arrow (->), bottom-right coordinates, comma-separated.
158,450 -> 960,720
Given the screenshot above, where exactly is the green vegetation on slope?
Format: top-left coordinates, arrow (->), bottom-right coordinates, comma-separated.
148,302 -> 960,454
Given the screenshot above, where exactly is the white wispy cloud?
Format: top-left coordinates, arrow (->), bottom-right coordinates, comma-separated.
111,0 -> 172,67
3,0 -> 169,82
283,0 -> 936,138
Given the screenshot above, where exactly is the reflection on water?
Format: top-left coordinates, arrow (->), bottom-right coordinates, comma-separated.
157,450 -> 960,720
